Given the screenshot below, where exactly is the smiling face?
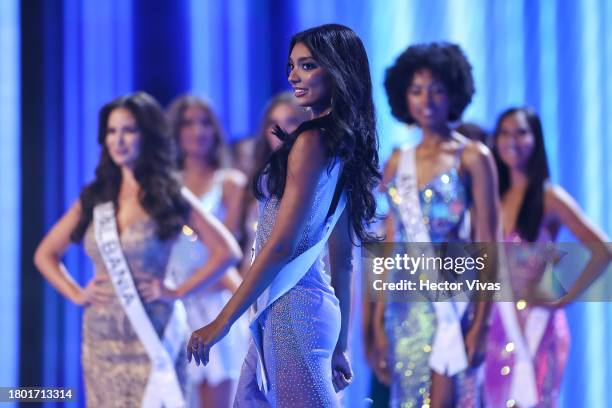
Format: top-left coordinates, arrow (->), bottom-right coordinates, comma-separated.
105,108 -> 141,168
496,110 -> 536,170
179,104 -> 218,160
287,42 -> 332,115
405,68 -> 450,129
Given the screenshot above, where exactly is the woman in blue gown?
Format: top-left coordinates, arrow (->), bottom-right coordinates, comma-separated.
187,24 -> 381,407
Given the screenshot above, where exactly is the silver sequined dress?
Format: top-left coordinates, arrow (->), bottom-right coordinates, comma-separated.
82,219 -> 186,407
234,118 -> 344,408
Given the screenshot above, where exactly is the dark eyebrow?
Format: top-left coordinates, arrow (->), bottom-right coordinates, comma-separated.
296,56 -> 314,63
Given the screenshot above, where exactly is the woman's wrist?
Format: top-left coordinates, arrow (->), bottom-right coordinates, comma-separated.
172,285 -> 189,299
71,287 -> 86,306
468,318 -> 488,338
166,287 -> 180,301
216,307 -> 236,330
171,285 -> 185,299
335,338 -> 348,353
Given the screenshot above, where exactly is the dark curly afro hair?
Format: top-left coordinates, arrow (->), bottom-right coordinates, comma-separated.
384,42 -> 475,125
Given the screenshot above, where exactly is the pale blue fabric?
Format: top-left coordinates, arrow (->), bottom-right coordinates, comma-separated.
234,159 -> 343,407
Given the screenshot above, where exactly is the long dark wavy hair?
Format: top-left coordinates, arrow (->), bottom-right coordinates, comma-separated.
71,92 -> 190,242
254,24 -> 381,243
492,107 -> 550,242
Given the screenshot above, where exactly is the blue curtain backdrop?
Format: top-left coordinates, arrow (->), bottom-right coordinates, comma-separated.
10,1 -> 611,407
0,0 -> 21,403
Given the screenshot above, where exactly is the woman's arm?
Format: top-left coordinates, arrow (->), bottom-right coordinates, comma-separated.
465,142 -> 501,243
218,169 -> 248,292
369,149 -> 400,384
139,189 -> 243,302
545,185 -> 611,304
328,206 -> 353,352
463,142 -> 502,364
34,201 -> 111,305
221,168 -> 248,237
177,191 -> 243,296
217,129 -> 329,325
328,206 -> 354,391
369,208 -> 396,385
238,201 -> 258,277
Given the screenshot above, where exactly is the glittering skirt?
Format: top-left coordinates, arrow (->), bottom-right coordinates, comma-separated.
81,298 -> 187,407
233,283 -> 341,407
484,306 -> 570,407
385,301 -> 481,408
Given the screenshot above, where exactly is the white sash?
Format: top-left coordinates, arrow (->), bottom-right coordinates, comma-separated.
94,202 -> 188,408
395,145 -> 469,376
249,187 -> 346,393
495,253 -> 550,407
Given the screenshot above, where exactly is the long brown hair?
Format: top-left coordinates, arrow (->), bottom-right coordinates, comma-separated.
71,92 -> 189,242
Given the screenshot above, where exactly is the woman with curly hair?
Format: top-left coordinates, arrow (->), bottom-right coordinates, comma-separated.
164,94 -> 249,408
34,92 -> 241,407
187,24 -> 381,406
372,43 -> 501,407
238,91 -> 309,274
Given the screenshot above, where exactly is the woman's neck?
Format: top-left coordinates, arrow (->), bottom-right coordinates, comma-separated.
182,156 -> 216,190
509,167 -> 530,189
420,124 -> 452,148
183,155 -> 215,175
309,104 -> 332,119
119,166 -> 140,198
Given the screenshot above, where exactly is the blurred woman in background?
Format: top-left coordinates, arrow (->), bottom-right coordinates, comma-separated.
484,107 -> 611,407
34,92 -> 241,407
373,42 -> 500,407
165,94 -> 250,408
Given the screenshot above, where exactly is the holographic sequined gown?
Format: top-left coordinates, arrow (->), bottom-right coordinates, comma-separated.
484,230 -> 570,408
385,149 -> 480,408
166,170 -> 249,386
234,118 -> 343,408
83,219 -> 186,408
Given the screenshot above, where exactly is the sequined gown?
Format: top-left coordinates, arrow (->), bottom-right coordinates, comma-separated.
83,219 -> 186,407
233,119 -> 343,407
484,230 -> 570,407
167,171 -> 249,387
385,149 -> 480,408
